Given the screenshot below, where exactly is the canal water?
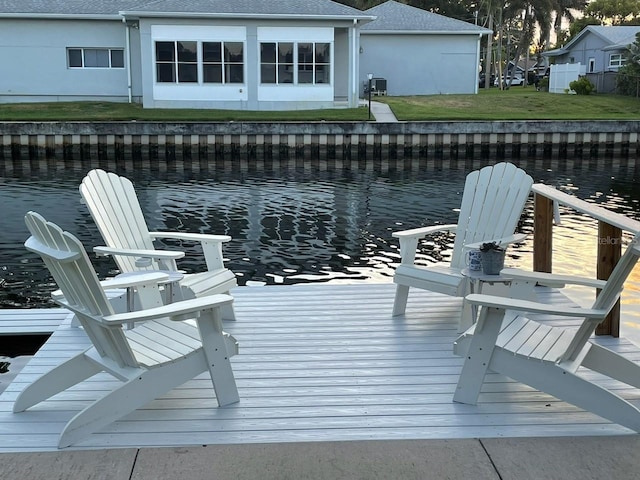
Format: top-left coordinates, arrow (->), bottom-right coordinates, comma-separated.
1,160 -> 640,339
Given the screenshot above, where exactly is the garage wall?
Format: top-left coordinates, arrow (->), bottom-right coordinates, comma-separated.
359,33 -> 481,96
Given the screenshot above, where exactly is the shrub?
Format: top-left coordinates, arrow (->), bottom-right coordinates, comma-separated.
538,77 -> 549,92
569,76 -> 595,95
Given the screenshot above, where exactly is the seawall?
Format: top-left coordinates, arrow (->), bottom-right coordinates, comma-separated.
1,121 -> 638,171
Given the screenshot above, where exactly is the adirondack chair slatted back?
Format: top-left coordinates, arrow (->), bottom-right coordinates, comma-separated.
24,212 -> 138,367
560,235 -> 640,363
80,169 -> 156,273
450,163 -> 533,269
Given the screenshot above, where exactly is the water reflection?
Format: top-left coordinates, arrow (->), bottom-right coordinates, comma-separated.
1,162 -> 639,337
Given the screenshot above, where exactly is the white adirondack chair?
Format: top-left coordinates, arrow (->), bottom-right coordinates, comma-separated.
453,234 -> 640,432
392,162 -> 533,328
80,169 -> 237,320
17,212 -> 240,448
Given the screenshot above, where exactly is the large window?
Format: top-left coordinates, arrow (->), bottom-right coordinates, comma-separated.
68,48 -> 124,68
609,53 -> 626,68
261,42 -> 330,85
156,41 -> 198,83
203,42 -> 244,83
156,40 -> 244,84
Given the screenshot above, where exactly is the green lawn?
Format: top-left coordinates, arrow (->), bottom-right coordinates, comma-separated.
378,87 -> 640,121
0,88 -> 639,121
0,101 -> 369,121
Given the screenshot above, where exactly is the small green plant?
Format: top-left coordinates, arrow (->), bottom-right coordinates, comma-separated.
479,241 -> 504,252
569,76 -> 595,95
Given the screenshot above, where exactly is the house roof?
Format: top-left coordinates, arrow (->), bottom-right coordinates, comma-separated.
543,25 -> 640,57
123,0 -> 368,17
361,0 -> 490,35
0,0 -> 371,20
0,0 -> 140,16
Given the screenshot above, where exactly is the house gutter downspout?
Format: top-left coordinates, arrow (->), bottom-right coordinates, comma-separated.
353,19 -> 358,108
475,33 -> 482,94
123,17 -> 133,104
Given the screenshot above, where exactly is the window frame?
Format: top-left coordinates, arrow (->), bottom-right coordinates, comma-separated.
67,48 -> 125,69
155,40 -> 245,85
609,53 -> 626,68
260,41 -> 331,85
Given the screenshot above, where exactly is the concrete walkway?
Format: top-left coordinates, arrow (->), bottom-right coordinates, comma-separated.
2,436 -> 639,479
369,100 -> 398,122
360,99 -> 398,122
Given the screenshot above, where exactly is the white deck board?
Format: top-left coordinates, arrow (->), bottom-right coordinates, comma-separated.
0,309 -> 72,334
0,282 -> 639,452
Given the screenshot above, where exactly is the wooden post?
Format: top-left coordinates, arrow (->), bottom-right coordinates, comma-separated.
533,193 -> 553,273
596,221 -> 622,337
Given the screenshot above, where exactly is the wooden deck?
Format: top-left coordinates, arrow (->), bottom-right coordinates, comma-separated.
1,283 -> 639,452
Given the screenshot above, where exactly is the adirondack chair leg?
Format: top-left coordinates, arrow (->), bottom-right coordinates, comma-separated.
457,281 -> 473,333
58,352 -> 208,448
13,353 -> 102,413
582,343 -> 640,389
392,285 -> 410,316
494,349 -> 640,432
196,309 -> 240,406
220,302 -> 236,322
453,307 -> 503,405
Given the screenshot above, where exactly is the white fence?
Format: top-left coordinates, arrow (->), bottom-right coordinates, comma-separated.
549,63 -> 584,93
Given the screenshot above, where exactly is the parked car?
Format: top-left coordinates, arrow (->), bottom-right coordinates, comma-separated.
478,73 -> 495,88
494,72 -> 525,87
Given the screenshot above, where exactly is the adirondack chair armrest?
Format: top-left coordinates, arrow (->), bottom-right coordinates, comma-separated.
149,232 -> 232,272
392,224 -> 457,240
464,233 -> 528,251
465,293 -> 608,319
149,232 -> 232,244
103,294 -> 234,325
94,246 -> 185,262
99,272 -> 171,290
500,268 -> 608,289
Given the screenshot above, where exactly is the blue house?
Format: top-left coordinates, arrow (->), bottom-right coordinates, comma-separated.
543,25 -> 640,74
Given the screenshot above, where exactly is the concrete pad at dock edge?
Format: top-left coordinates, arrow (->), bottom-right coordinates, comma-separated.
482,435 -> 640,480
0,449 -> 137,480
132,439 -> 499,480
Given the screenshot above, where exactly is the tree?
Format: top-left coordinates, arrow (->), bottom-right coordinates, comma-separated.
585,0 -> 640,24
616,32 -> 640,95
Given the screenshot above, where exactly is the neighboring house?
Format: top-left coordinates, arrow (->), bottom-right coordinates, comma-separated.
359,1 -> 491,95
542,25 -> 640,74
0,0 -> 373,110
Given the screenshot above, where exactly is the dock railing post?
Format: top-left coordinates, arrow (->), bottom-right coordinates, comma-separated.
533,193 -> 553,273
596,221 -> 622,337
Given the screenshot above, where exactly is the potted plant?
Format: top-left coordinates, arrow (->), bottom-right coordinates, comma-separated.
479,241 -> 505,275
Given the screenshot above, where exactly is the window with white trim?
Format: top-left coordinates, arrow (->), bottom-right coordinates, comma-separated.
156,41 -> 198,83
67,48 -> 124,68
260,41 -> 330,85
202,42 -> 244,84
155,40 -> 244,84
609,53 -> 626,68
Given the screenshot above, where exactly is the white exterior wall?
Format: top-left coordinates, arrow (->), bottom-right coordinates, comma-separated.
139,19 -> 355,110
151,25 -> 249,104
359,33 -> 481,96
0,18 -> 132,103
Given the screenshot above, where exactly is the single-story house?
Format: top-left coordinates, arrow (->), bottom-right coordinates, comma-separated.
0,0 -> 374,110
543,25 -> 640,74
359,1 -> 491,95
0,0 -> 491,109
